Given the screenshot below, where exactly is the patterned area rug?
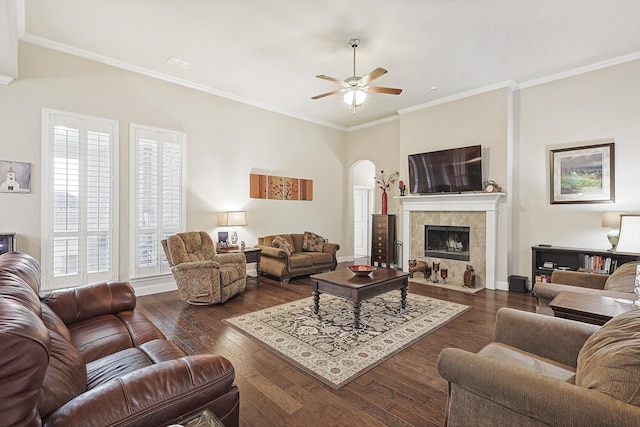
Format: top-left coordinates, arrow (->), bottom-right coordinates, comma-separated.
224,293 -> 470,389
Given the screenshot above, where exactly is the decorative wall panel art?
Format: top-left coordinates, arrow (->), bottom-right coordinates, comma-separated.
250,173 -> 312,201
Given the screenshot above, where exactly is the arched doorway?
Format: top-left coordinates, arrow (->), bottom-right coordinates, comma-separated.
351,160 -> 375,259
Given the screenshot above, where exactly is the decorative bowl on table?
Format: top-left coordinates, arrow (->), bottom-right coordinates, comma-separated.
348,265 -> 377,276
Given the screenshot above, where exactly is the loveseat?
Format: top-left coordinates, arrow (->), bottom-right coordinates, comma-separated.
437,307 -> 640,426
534,260 -> 640,315
256,232 -> 339,283
0,252 -> 239,426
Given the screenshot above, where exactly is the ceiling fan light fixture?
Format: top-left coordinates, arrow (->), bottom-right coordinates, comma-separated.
343,88 -> 367,106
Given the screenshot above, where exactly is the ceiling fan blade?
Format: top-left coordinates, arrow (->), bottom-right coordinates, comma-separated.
316,74 -> 346,85
311,89 -> 345,99
360,67 -> 388,85
367,86 -> 403,95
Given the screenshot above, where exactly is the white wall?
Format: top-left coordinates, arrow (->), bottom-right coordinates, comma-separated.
2,42 -> 638,291
0,43 -> 347,286
516,59 -> 640,275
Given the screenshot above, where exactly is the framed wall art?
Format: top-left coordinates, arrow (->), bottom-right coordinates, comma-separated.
0,160 -> 31,193
550,142 -> 614,204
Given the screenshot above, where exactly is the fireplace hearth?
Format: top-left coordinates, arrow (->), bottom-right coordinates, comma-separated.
425,225 -> 470,261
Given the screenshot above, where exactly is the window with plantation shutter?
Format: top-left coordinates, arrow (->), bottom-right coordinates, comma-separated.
42,109 -> 118,289
130,124 -> 185,278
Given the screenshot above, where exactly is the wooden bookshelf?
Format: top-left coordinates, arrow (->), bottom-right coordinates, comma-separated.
531,245 -> 640,285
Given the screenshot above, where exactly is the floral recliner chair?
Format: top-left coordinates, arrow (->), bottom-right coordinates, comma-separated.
162,231 -> 246,305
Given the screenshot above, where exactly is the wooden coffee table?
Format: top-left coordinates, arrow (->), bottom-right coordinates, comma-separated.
550,291 -> 636,325
310,268 -> 410,329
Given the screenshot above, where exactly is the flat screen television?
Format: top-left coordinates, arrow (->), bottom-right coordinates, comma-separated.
408,145 -> 482,194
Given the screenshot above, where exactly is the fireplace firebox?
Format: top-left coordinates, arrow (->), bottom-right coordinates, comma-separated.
425,225 -> 470,261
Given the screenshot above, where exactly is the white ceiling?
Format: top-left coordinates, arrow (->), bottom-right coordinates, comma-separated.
11,0 -> 640,129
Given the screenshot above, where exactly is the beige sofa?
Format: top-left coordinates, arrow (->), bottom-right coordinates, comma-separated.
256,233 -> 339,283
437,307 -> 640,426
534,261 -> 639,315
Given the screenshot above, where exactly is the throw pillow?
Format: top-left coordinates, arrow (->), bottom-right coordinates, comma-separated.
271,236 -> 293,255
603,261 -> 639,293
575,309 -> 640,406
302,231 -> 324,252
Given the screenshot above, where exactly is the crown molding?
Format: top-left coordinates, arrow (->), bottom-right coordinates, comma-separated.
397,81 -> 518,116
519,51 -> 640,89
19,33 -> 347,131
346,114 -> 399,132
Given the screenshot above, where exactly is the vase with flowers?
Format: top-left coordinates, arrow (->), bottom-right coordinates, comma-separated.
375,170 -> 399,215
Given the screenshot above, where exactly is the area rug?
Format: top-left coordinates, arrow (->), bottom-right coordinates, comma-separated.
223,293 -> 470,389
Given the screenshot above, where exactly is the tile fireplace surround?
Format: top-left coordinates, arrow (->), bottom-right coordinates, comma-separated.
398,193 -> 504,290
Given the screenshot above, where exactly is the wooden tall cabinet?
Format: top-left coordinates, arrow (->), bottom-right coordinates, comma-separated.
371,214 -> 396,268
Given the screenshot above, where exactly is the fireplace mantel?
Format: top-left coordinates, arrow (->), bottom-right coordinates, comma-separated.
397,192 -> 505,290
395,192 -> 504,211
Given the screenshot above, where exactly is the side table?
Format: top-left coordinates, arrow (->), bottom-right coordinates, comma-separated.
218,247 -> 261,284
549,291 -> 636,326
242,247 -> 261,284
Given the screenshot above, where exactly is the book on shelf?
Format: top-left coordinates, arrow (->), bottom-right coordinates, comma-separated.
581,255 -> 618,274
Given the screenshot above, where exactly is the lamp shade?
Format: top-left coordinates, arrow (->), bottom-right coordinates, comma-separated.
615,214 -> 640,254
219,211 -> 247,227
602,211 -> 625,228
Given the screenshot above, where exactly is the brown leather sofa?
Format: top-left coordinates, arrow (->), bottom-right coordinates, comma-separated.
256,233 -> 340,283
0,252 -> 239,427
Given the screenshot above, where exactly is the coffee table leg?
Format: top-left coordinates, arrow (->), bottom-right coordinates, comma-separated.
401,283 -> 407,310
353,301 -> 362,329
313,290 -> 320,315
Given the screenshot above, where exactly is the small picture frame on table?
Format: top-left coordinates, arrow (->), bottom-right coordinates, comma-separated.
217,232 -> 228,244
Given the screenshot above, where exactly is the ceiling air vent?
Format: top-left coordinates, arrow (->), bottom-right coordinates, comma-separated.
166,56 -> 192,70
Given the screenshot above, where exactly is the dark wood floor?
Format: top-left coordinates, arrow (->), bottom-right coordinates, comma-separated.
136,261 -> 537,427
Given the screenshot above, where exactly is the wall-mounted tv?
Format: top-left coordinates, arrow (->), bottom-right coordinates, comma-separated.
408,145 -> 482,194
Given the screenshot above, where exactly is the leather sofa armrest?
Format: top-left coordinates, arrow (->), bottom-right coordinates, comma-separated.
493,308 -> 598,367
45,355 -> 236,427
437,348 -> 640,426
41,281 -> 137,325
255,245 -> 288,259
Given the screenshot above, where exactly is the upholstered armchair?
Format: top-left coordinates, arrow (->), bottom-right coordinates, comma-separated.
162,231 -> 246,305
534,261 -> 640,315
438,308 -> 640,426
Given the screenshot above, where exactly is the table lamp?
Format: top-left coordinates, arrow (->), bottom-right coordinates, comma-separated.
615,214 -> 640,254
602,211 -> 625,250
218,211 -> 247,246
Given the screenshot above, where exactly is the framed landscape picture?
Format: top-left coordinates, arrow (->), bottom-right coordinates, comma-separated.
550,142 -> 614,204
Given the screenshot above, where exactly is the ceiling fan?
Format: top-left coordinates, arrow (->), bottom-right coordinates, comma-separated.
312,38 -> 402,113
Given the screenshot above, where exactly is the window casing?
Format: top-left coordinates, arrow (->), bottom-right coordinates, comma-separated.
130,124 -> 185,278
42,109 -> 118,289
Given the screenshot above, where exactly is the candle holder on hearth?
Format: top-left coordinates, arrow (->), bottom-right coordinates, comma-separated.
440,268 -> 448,284
432,262 -> 440,283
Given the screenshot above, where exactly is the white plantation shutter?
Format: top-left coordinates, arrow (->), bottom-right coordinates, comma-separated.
130,124 -> 185,278
42,109 -> 118,289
